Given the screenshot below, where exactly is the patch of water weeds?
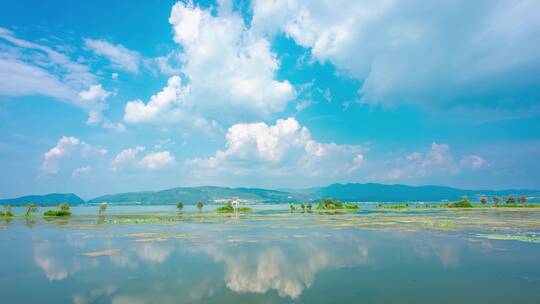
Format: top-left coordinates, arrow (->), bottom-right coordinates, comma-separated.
475,233 -> 540,243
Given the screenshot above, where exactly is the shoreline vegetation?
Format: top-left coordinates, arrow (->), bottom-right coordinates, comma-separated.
2,195 -> 540,220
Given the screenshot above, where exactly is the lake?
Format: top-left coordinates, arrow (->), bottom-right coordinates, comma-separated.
1,205 -> 539,303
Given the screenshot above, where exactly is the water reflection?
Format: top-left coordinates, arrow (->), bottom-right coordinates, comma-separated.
136,242 -> 172,264
33,241 -> 82,281
5,218 -> 533,303
186,233 -> 369,299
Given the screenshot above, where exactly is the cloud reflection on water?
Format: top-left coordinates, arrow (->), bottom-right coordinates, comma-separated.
186,233 -> 369,299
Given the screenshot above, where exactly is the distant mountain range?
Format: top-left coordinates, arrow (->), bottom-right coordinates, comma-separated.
87,186 -> 306,205
1,183 -> 538,206
0,193 -> 85,206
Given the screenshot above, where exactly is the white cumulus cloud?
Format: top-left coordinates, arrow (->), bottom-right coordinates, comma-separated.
41,136 -> 106,175
110,147 -> 175,171
72,165 -> 92,177
187,117 -> 364,184
165,1 -> 295,122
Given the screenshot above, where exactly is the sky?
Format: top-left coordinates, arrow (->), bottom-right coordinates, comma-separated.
1,0 -> 540,199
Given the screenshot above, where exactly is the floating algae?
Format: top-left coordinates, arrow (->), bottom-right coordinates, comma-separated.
475,233 -> 540,243
82,249 -> 121,257
122,232 -> 196,242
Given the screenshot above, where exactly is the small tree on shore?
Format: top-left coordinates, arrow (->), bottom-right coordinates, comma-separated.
196,201 -> 204,211
519,196 -> 527,204
492,196 -> 500,205
58,203 -> 70,211
505,196 -> 515,204
176,202 -> 184,211
300,203 -> 305,212
25,204 -> 38,217
307,203 -> 312,212
99,202 -> 107,215
480,197 -> 488,205
462,196 -> 469,203
290,204 -> 296,212
2,205 -> 13,217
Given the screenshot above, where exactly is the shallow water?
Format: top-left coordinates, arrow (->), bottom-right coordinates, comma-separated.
1,206 -> 539,303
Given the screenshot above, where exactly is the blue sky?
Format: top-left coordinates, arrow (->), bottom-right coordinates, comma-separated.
1,0 -> 539,198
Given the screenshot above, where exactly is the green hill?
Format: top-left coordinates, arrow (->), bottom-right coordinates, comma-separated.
0,193 -> 84,206
303,183 -> 539,202
87,186 -> 306,204
2,183 -> 537,206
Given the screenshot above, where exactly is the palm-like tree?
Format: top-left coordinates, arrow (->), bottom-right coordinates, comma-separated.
25,204 -> 38,217
177,202 -> 184,211
492,196 -> 500,205
99,202 -> 107,215
519,196 -> 527,204
58,203 -> 70,210
307,203 -> 312,212
480,197 -> 488,205
196,201 -> 204,211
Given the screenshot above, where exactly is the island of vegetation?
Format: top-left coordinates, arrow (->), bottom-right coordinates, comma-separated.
215,200 -> 252,213
315,199 -> 359,211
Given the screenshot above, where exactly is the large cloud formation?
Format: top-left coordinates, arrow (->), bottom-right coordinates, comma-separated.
124,1 -> 296,128
252,0 -> 540,110
187,117 -> 365,185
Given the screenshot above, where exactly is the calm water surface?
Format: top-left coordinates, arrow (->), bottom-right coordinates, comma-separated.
1,206 -> 539,303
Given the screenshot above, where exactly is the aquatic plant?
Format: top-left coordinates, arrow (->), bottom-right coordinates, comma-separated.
25,204 -> 38,217
215,204 -> 251,213
307,203 -> 312,212
381,203 -> 409,209
505,196 -> 516,204
447,200 -> 473,208
1,205 -> 14,217
44,210 -> 71,216
345,204 -> 359,209
290,204 -> 296,212
177,202 -> 184,211
480,197 -> 488,205
492,203 -> 540,208
99,202 -> 107,215
300,203 -> 305,211
196,201 -> 204,211
58,203 -> 70,210
492,196 -> 500,205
